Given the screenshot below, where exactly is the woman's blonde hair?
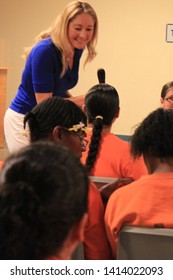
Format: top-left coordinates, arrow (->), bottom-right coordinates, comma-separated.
23,1 -> 98,76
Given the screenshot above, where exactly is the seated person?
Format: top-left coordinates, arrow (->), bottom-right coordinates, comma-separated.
0,141 -> 89,260
23,96 -> 112,259
81,69 -> 147,179
105,108 -> 173,259
160,81 -> 173,110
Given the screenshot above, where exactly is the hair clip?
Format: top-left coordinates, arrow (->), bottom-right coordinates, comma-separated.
95,115 -> 103,120
21,130 -> 28,137
68,122 -> 86,132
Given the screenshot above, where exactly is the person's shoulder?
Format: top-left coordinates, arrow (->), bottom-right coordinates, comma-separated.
35,37 -> 53,47
31,37 -> 61,57
110,178 -> 136,198
109,175 -> 148,203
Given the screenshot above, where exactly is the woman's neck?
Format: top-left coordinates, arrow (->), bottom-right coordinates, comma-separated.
67,51 -> 74,69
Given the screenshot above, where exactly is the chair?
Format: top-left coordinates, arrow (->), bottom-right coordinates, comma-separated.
89,176 -> 118,189
71,243 -> 84,260
116,134 -> 132,142
117,225 -> 173,260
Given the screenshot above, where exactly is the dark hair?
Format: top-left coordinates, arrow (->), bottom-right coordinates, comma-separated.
85,69 -> 119,173
131,108 -> 173,159
161,81 -> 173,98
24,97 -> 87,142
0,141 -> 89,259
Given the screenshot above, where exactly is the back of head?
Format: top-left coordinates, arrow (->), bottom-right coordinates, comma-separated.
0,141 -> 89,259
85,69 -> 119,126
85,69 -> 119,174
131,108 -> 173,159
24,96 -> 87,142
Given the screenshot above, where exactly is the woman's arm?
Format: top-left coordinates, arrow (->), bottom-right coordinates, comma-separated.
35,93 -> 53,104
64,91 -> 85,108
67,95 -> 85,108
35,92 -> 85,108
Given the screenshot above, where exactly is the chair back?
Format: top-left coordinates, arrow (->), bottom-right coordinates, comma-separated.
89,176 -> 118,189
71,243 -> 84,260
117,225 -> 173,260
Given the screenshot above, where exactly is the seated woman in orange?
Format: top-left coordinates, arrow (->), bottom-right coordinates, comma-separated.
105,108 -> 173,259
0,141 -> 89,259
81,69 -> 147,179
23,96 -> 112,259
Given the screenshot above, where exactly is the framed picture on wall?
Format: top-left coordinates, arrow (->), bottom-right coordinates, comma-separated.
166,24 -> 173,43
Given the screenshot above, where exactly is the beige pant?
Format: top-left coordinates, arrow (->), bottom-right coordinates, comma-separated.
4,108 -> 30,153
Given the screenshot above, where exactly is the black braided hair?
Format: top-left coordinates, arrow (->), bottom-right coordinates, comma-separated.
131,108 -> 173,159
0,141 -> 89,259
85,69 -> 119,174
85,117 -> 103,174
24,97 -> 87,142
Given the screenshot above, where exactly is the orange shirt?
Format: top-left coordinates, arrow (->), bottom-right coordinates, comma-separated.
0,161 -> 4,169
49,182 -> 112,260
84,181 -> 112,259
105,172 -> 173,259
81,132 -> 147,180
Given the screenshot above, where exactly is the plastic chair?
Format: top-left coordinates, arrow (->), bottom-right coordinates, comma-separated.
117,225 -> 173,260
71,243 -> 84,260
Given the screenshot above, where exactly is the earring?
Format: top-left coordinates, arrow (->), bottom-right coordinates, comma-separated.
82,145 -> 86,152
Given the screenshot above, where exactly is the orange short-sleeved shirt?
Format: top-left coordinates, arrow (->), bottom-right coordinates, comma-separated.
81,132 -> 147,180
105,172 -> 173,259
84,181 -> 112,259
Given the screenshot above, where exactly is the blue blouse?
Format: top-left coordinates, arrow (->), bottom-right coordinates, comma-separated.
10,37 -> 83,114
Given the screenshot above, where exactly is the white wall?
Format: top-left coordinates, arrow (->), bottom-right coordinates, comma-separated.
1,0 -> 173,135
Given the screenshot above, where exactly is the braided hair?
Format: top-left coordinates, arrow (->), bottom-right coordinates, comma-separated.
0,141 -> 89,259
85,69 -> 119,174
24,96 -> 87,142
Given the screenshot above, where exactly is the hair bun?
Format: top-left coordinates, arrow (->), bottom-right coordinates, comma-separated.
97,68 -> 105,84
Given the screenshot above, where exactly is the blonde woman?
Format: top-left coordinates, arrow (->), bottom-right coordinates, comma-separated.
4,1 -> 98,153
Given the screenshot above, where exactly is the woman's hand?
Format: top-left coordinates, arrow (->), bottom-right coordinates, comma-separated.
66,94 -> 86,108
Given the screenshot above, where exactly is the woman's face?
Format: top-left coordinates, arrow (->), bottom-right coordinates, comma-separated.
68,12 -> 94,49
161,88 -> 173,110
60,129 -> 88,158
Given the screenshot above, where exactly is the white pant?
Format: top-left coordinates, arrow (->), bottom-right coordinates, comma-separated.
4,108 -> 30,153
